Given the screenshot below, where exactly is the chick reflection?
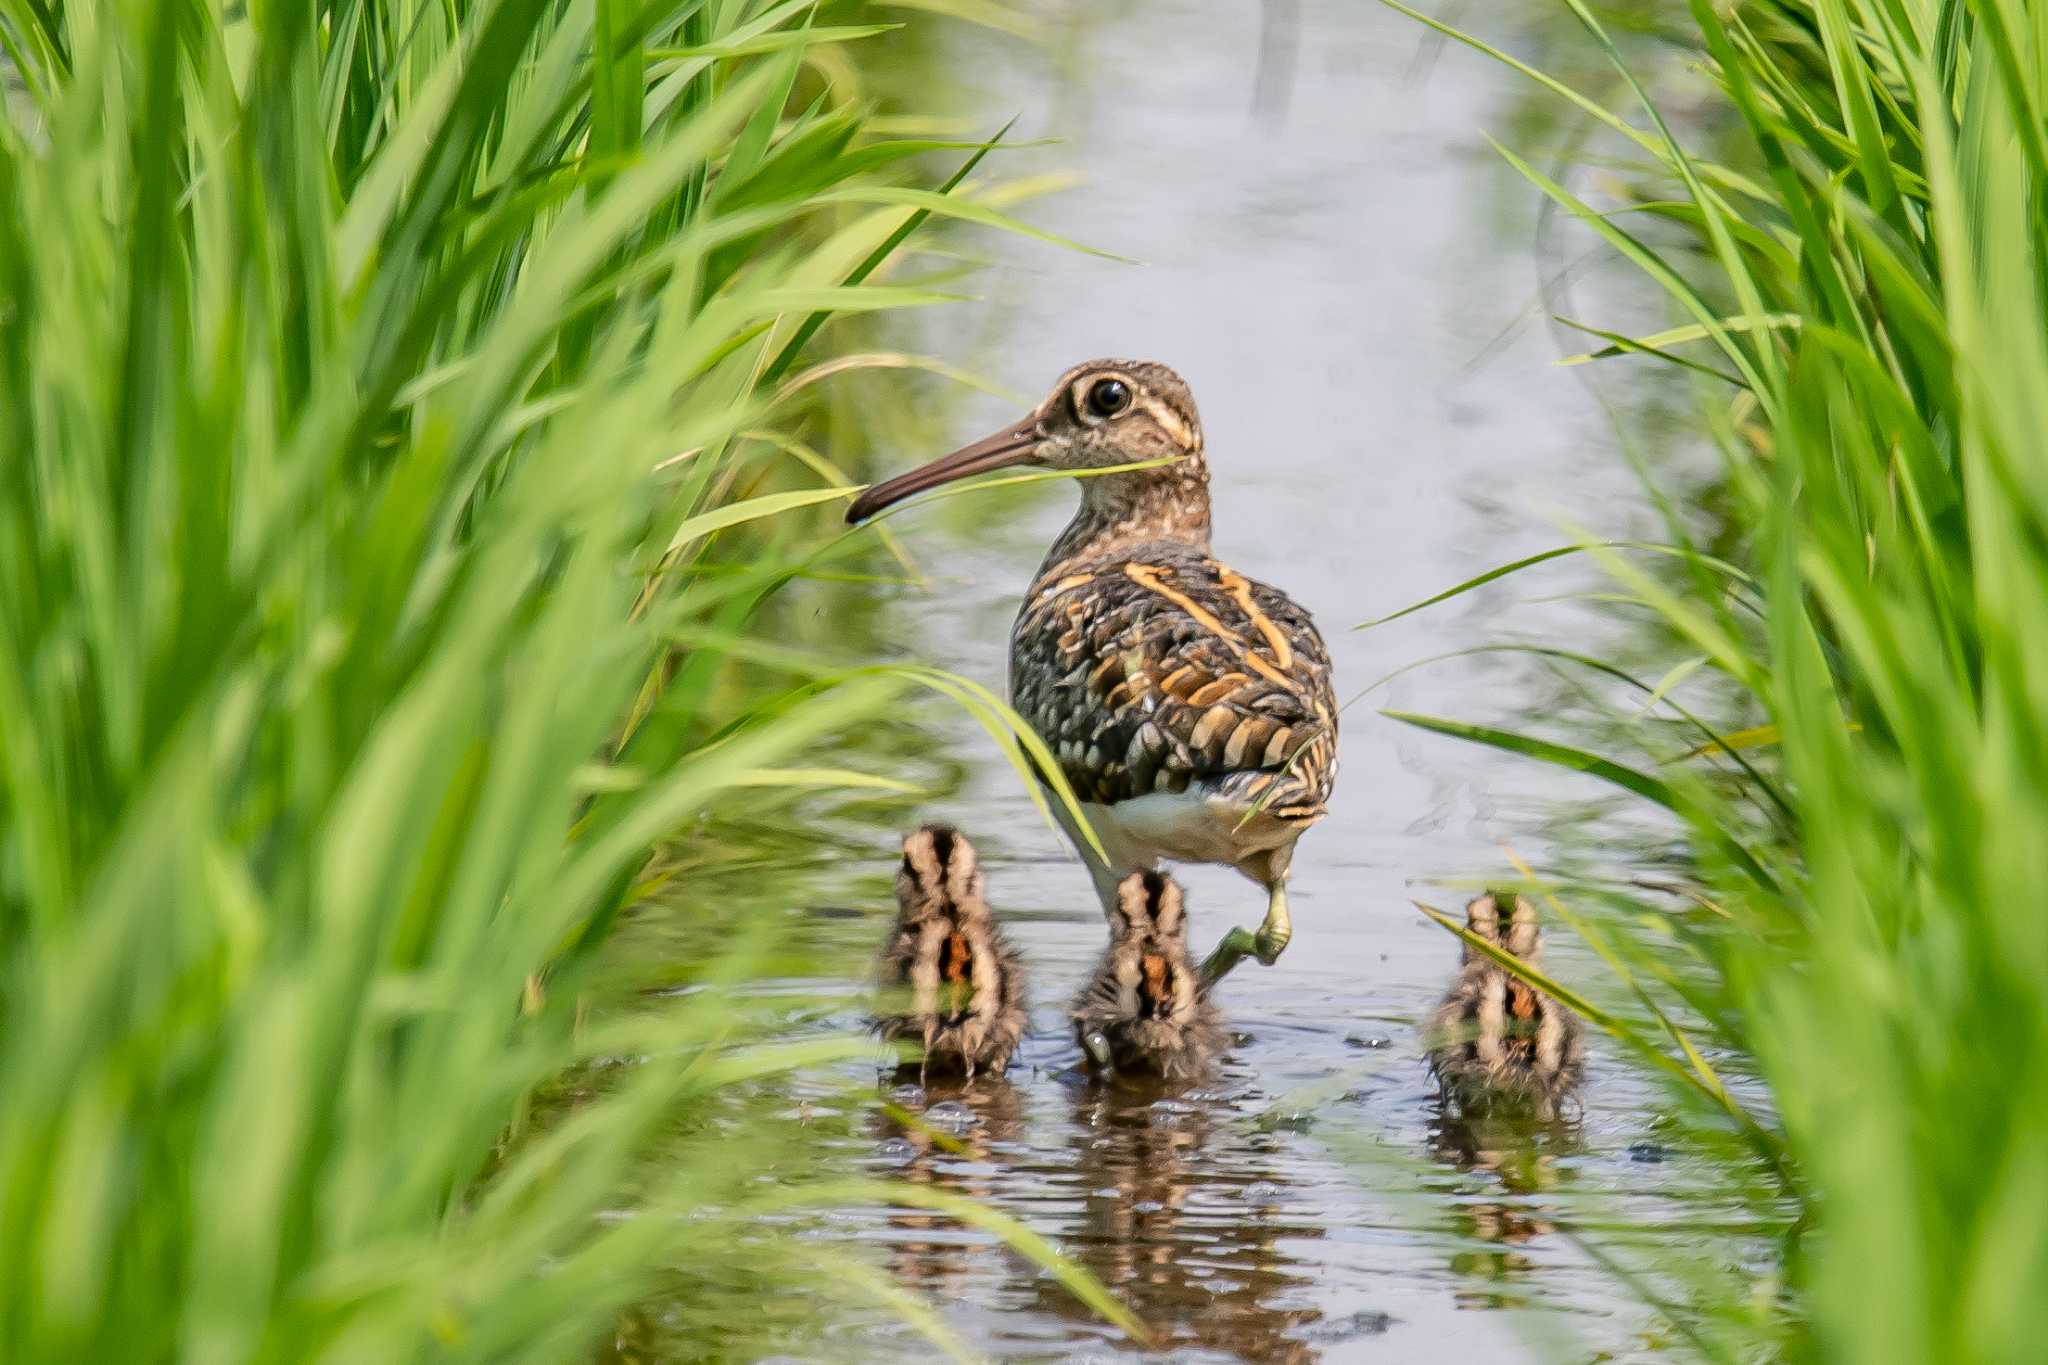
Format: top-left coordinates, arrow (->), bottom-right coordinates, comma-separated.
1427,1105 -> 1580,1189
1445,1197 -> 1555,1311
1427,1104 -> 1581,1311
871,1077 -> 1024,1293
1035,1080 -> 1327,1361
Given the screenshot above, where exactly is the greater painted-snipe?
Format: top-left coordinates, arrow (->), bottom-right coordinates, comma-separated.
1072,869 -> 1228,1082
872,825 -> 1029,1080
847,360 -> 1338,985
1425,893 -> 1585,1120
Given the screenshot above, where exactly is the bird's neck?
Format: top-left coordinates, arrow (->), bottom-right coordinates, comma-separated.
1036,466 -> 1213,581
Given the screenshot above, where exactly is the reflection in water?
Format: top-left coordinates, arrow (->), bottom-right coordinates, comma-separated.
1034,1079 -> 1327,1362
1426,1103 -> 1581,1313
1252,0 -> 1302,125
872,1076 -> 1026,1292
1446,1201 -> 1553,1312
872,1067 -> 1345,1359
1427,1092 -> 1584,1186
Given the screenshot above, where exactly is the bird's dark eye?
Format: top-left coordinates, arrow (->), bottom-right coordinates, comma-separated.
1085,378 -> 1131,418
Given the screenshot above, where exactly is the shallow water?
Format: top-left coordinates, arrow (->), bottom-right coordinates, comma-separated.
640,2 -> 1739,1360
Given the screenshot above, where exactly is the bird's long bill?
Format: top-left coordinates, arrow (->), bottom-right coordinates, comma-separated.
844,415 -> 1039,524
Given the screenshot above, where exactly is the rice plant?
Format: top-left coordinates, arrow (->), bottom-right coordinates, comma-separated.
1378,2 -> 2048,1360
0,0 -> 1132,1360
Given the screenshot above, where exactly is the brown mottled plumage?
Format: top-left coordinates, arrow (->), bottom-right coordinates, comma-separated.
1071,871 -> 1227,1082
847,360 -> 1337,986
873,826 -> 1028,1079
1426,893 -> 1585,1120
1012,546 -> 1335,814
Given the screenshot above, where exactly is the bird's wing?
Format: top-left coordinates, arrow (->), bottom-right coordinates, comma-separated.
1010,551 -> 1337,816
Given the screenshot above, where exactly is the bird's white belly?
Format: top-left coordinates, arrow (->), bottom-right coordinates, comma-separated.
1084,791 -> 1294,870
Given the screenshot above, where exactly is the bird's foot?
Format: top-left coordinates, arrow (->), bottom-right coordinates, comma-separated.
1199,922 -> 1289,989
1199,880 -> 1293,988
1254,917 -> 1291,962
1198,926 -> 1255,987
1196,896 -> 1294,994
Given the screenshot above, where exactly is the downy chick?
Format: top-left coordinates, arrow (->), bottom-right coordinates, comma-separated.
873,825 -> 1028,1079
1426,893 -> 1585,1119
1071,870 -> 1227,1083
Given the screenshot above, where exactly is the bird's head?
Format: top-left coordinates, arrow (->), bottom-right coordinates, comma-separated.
895,823 -> 987,924
1111,868 -> 1188,944
846,359 -> 1206,523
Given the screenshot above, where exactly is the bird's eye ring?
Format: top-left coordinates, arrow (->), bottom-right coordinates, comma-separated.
1085,377 -> 1131,419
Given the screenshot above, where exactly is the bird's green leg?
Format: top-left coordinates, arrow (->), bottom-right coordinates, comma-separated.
1199,881 -> 1292,988
1258,880 -> 1293,960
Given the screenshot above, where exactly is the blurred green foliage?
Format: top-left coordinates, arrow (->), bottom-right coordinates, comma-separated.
0,0 -> 1128,1359
1384,2 -> 2048,1361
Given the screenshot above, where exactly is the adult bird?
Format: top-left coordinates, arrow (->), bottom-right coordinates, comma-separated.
846,360 -> 1338,984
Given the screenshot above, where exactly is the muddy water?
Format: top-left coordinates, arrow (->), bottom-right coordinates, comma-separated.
682,3 -> 1728,1360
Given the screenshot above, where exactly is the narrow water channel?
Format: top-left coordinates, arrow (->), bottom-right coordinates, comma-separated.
636,3 -> 1742,1359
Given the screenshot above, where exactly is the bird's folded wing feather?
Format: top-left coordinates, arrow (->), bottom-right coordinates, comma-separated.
1010,552 -> 1337,813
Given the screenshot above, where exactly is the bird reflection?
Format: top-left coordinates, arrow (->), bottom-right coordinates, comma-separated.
870,1076 -> 1024,1293
1445,1199 -> 1555,1311
1426,1103 -> 1582,1311
1428,1104 -> 1581,1188
1032,1078 -> 1329,1361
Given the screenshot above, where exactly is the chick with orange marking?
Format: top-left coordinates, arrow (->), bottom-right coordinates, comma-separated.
872,825 -> 1028,1080
1425,893 -> 1585,1120
1071,870 -> 1227,1083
